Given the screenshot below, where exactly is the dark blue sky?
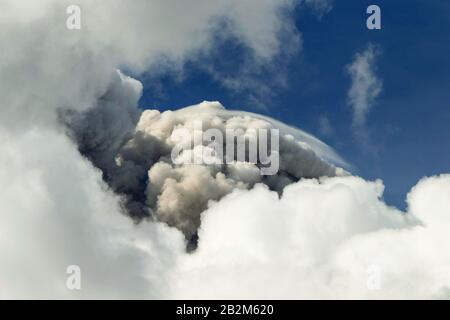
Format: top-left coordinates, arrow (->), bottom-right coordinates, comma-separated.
138,0 -> 450,209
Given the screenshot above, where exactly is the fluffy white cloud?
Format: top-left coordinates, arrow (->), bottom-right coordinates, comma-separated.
171,175 -> 450,299
0,0 -> 343,299
0,0 -> 304,129
346,44 -> 383,129
3,128 -> 450,299
0,126 -> 185,299
1,1 -> 450,300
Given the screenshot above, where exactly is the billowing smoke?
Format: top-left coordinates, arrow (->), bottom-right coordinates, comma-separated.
1,0 -> 450,300
64,80 -> 346,243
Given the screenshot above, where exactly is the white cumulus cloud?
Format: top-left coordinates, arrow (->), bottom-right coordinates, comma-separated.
171,175 -> 450,299
1,1 -> 449,300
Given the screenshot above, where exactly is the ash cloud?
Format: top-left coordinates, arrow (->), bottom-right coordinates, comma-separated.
64,81 -> 345,243
1,0 -> 450,300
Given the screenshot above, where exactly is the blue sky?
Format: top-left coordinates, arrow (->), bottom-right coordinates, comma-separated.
138,0 -> 450,209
